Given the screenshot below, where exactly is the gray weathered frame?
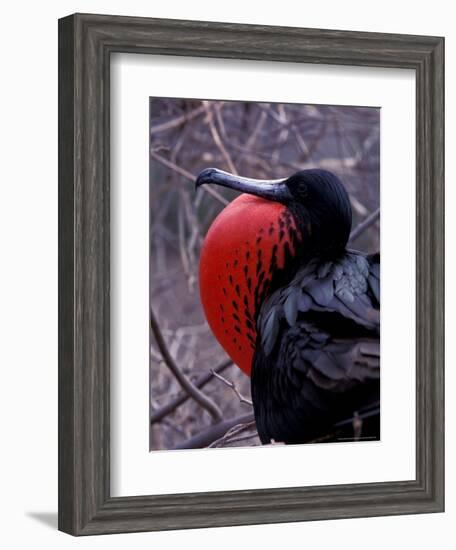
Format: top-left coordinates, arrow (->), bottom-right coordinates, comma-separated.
58,13 -> 444,535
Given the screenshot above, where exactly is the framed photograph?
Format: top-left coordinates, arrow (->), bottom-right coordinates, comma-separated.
58,13 -> 444,535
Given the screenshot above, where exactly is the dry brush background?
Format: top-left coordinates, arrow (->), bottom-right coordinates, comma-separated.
149,98 -> 380,451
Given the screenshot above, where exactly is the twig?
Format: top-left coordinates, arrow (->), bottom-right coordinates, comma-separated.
350,196 -> 369,217
349,207 -> 380,243
290,125 -> 310,157
177,200 -> 191,279
211,370 -> 253,406
208,420 -> 257,448
305,430 -> 343,444
150,105 -> 206,134
203,102 -> 238,174
352,411 -> 363,441
333,404 -> 380,428
150,359 -> 232,424
245,109 -> 268,150
150,150 -> 229,205
150,307 -> 223,423
173,413 -> 255,449
222,433 -> 258,445
257,103 -> 285,124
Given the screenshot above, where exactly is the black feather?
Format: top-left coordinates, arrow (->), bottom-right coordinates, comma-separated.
252,251 -> 380,444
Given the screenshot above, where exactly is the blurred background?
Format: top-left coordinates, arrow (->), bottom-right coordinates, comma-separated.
149,98 -> 380,451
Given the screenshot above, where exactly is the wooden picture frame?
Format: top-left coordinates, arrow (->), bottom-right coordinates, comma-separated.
58,13 -> 444,535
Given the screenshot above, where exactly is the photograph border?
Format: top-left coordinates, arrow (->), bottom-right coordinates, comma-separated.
58,13 -> 444,535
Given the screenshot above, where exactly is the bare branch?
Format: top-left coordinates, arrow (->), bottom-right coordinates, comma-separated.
211,370 -> 253,406
150,105 -> 206,134
219,433 -> 258,446
150,150 -> 229,205
257,103 -> 285,124
245,109 -> 267,150
352,411 -> 362,441
203,101 -> 238,174
173,413 -> 255,449
208,420 -> 257,448
349,207 -> 380,243
177,200 -> 191,279
150,307 -> 224,423
350,196 -> 369,217
150,359 -> 232,424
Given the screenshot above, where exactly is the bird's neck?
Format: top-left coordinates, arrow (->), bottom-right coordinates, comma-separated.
287,202 -> 349,261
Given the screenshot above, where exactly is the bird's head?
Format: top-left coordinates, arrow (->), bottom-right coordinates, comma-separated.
197,167 -> 352,257
196,167 -> 352,375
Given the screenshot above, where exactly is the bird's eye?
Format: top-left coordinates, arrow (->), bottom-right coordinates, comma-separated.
298,184 -> 308,198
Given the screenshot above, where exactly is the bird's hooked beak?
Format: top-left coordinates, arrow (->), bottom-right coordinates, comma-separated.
195,168 -> 292,203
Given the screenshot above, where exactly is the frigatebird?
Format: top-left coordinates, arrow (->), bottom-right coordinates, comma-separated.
196,168 -> 380,444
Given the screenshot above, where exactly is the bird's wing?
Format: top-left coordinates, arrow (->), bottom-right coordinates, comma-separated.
253,252 -> 380,441
276,321 -> 380,396
258,252 -> 380,392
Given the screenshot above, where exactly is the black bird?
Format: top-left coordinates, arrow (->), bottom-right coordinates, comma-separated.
197,168 -> 380,444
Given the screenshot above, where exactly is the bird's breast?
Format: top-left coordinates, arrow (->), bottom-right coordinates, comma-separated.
199,194 -> 299,375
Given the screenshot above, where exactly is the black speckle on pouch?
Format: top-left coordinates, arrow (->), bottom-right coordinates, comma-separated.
256,260 -> 263,276
246,319 -> 254,331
